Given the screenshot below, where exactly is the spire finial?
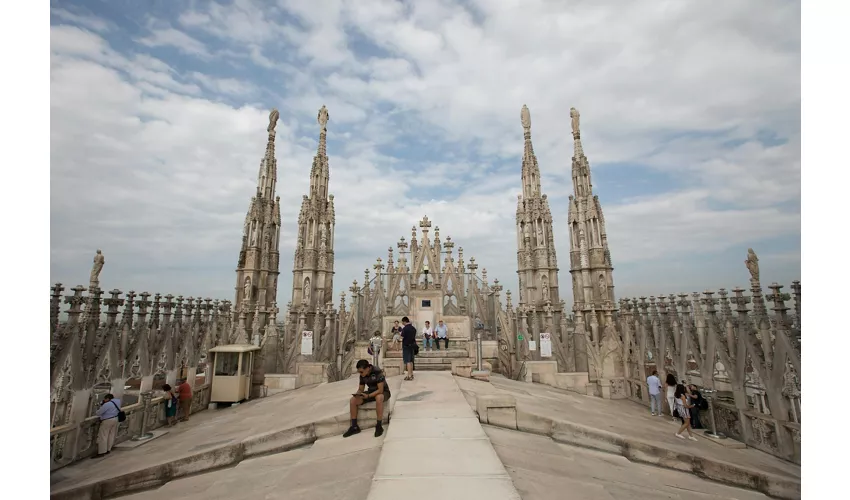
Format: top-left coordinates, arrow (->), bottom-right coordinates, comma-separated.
318,105 -> 329,130
268,108 -> 279,133
570,107 -> 580,138
521,105 -> 531,130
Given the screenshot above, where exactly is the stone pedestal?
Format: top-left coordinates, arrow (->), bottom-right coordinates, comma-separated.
476,394 -> 517,429
522,360 -> 558,385
451,359 -> 474,378
264,373 -> 297,392
550,372 -> 590,393
382,359 -> 404,378
296,362 -> 329,388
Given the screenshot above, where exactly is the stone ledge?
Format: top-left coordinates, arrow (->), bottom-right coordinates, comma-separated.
479,406 -> 800,500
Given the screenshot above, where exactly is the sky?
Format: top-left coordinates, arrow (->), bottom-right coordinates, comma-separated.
49,0 -> 801,309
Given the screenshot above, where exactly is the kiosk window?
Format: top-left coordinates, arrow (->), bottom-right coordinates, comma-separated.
215,352 -> 240,376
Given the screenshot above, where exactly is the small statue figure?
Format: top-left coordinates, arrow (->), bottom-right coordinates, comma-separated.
318,105 -> 329,129
303,278 -> 311,303
570,107 -> 580,137
268,108 -> 280,133
521,104 -> 531,130
745,248 -> 760,282
90,249 -> 105,285
597,274 -> 607,298
541,278 -> 550,302
243,277 -> 252,301
536,225 -> 544,245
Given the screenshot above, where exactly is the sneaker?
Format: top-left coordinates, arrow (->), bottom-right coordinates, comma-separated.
342,426 -> 361,438
651,412 -> 656,416
374,424 -> 384,437
688,436 -> 698,442
675,433 -> 685,440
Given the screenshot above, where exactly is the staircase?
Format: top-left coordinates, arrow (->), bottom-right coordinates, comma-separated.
384,346 -> 469,371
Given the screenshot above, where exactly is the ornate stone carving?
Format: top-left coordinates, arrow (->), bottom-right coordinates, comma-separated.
90,249 -> 105,286
318,105 -> 329,129
520,104 -> 531,129
745,248 -> 760,282
268,108 -> 279,133
570,107 -> 580,137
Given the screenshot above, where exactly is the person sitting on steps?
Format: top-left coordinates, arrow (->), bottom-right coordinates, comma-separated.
343,359 -> 391,438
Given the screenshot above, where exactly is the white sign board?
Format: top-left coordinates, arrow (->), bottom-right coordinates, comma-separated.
300,330 -> 314,356
528,340 -> 537,351
540,332 -> 552,358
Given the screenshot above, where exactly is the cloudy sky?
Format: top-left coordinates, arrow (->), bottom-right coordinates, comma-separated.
49,0 -> 800,308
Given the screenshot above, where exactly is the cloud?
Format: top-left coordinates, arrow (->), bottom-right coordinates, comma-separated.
50,1 -> 800,308
137,27 -> 211,59
51,7 -> 113,33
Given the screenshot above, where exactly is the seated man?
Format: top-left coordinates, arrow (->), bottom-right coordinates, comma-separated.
343,359 -> 391,438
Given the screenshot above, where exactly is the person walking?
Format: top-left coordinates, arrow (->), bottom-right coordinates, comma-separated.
435,319 -> 449,350
674,384 -> 698,441
162,384 -> 178,426
92,393 -> 122,459
665,373 -> 678,422
177,378 -> 193,422
646,370 -> 663,416
422,320 -> 434,351
401,316 -> 417,381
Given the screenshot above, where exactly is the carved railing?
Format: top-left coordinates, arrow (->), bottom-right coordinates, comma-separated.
50,384 -> 211,470
619,273 -> 801,464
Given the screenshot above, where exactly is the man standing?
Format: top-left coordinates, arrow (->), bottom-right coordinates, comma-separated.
435,319 -> 449,350
92,393 -> 121,459
422,320 -> 434,351
343,359 -> 391,438
401,316 -> 417,381
646,370 -> 663,416
177,378 -> 193,422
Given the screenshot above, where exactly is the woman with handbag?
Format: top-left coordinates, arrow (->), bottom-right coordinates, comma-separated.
674,384 -> 698,441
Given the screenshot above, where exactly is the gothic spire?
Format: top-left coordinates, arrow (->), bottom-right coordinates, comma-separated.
259,108 -> 279,201
310,105 -> 330,201
570,107 -> 592,199
520,105 -> 542,199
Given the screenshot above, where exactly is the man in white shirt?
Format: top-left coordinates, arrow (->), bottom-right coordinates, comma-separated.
646,370 -> 663,416
435,319 -> 449,350
422,321 -> 434,351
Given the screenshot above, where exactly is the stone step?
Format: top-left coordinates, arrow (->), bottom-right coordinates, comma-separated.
414,363 -> 452,371
385,349 -> 468,359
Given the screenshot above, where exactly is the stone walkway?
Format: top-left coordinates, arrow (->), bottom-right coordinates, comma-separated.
455,376 -> 800,482
366,372 -> 521,500
487,425 -> 769,499
50,378 -> 400,499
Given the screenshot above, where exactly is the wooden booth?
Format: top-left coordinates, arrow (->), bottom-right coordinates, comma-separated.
209,344 -> 260,403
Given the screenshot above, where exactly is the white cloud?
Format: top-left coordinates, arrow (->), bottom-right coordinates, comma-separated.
137,27 -> 211,59
50,1 -> 800,306
51,7 -> 113,33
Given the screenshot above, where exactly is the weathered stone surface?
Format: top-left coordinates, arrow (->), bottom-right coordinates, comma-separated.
455,375 -> 800,499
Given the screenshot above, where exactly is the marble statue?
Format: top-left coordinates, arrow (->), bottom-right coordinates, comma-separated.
541,277 -> 550,302
597,274 -> 607,298
243,277 -> 252,300
521,104 -> 531,129
745,248 -> 760,282
89,249 -> 105,285
536,225 -> 544,244
570,107 -> 580,136
268,108 -> 279,133
318,105 -> 329,129
303,278 -> 311,303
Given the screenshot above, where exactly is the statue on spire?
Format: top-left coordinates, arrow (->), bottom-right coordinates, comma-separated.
268,108 -> 280,133
318,105 -> 329,130
570,107 -> 580,137
521,105 -> 531,130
